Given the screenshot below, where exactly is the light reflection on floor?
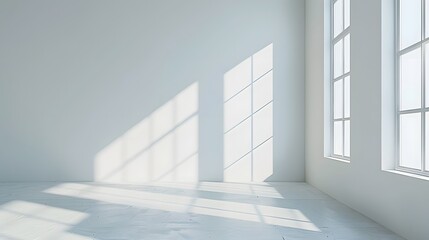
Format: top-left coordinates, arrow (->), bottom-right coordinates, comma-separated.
0,182 -> 404,240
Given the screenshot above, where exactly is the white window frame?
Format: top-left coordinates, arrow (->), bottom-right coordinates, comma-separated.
330,0 -> 350,160
395,0 -> 429,177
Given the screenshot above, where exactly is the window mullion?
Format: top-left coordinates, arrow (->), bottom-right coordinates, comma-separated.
399,41 -> 423,55
342,19 -> 346,157
400,108 -> 425,114
333,72 -> 350,82
395,0 -> 401,170
333,28 -> 350,44
422,0 -> 426,172
331,0 -> 334,156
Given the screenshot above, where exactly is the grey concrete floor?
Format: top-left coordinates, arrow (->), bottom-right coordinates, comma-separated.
0,182 -> 404,240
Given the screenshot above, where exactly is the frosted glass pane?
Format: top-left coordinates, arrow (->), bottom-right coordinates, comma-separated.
400,113 -> 422,169
334,39 -> 344,78
427,0 -> 429,38
426,45 -> 429,107
344,120 -> 350,157
344,76 -> 350,118
334,121 -> 343,155
344,0 -> 350,29
334,79 -> 343,119
334,0 -> 344,38
400,0 -> 421,49
426,112 -> 429,171
344,34 -> 350,73
400,48 -> 421,110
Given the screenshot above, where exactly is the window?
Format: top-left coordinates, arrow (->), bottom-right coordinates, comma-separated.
331,0 -> 350,159
396,0 -> 429,176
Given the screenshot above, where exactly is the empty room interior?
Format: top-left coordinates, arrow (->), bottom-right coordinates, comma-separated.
0,0 -> 428,239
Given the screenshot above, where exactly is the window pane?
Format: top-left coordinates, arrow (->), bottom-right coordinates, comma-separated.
334,121 -> 343,155
400,0 -> 421,49
344,120 -> 350,157
334,39 -> 344,78
344,0 -> 350,29
334,79 -> 343,119
426,112 -> 429,171
344,34 -> 350,73
426,44 -> 429,107
426,0 -> 429,38
333,0 -> 344,38
400,113 -> 422,169
344,76 -> 350,118
400,48 -> 421,110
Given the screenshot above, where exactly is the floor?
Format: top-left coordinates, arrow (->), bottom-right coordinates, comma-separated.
0,182 -> 403,240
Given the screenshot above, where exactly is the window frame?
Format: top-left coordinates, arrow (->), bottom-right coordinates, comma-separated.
395,0 -> 429,177
330,0 -> 351,161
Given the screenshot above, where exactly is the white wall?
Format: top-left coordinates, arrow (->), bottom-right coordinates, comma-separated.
0,0 -> 305,182
305,0 -> 429,240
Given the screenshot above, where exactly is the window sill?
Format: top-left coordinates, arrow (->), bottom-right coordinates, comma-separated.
325,156 -> 350,164
384,169 -> 429,181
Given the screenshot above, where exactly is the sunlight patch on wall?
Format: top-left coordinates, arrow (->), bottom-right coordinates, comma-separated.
224,44 -> 274,182
95,82 -> 199,183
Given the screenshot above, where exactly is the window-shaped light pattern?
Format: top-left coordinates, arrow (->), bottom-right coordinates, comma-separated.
223,44 -> 273,182
331,0 -> 350,159
397,0 -> 429,175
